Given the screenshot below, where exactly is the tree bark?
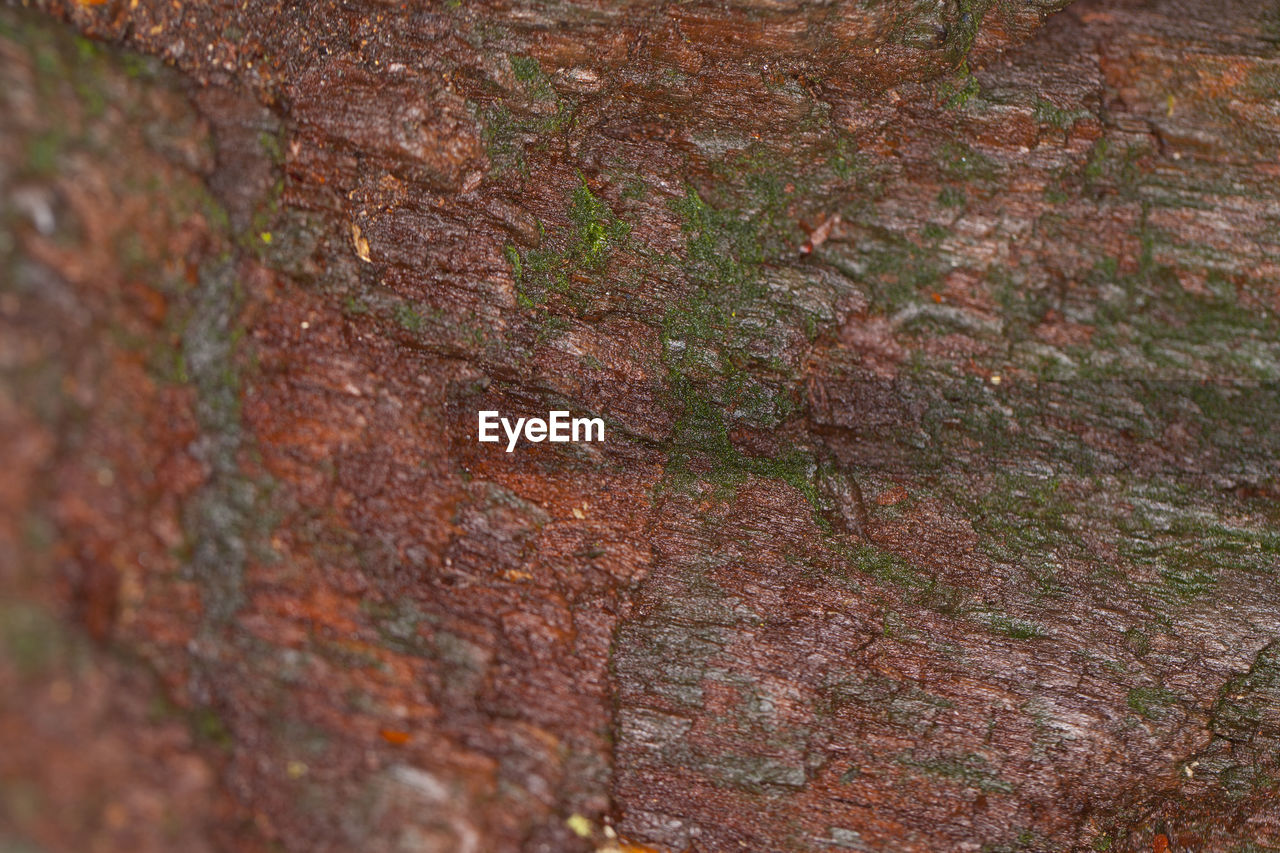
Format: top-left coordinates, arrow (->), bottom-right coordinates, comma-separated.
3,0 -> 1280,850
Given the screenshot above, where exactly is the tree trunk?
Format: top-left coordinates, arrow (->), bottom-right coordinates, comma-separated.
3,0 -> 1280,850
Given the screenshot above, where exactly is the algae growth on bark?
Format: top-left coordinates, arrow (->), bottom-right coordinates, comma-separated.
3,0 -> 1280,850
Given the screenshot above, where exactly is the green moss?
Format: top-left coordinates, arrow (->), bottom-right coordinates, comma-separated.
481,56 -> 571,175
1118,495 -> 1280,606
1029,96 -> 1090,133
670,186 -> 766,293
658,180 -> 799,448
569,180 -> 629,266
1033,97 -> 1091,131
481,101 -> 572,177
921,222 -> 950,243
938,63 -> 981,109
982,828 -> 1043,853
660,371 -> 824,528
1262,2 -> 1280,47
1126,685 -> 1178,720
24,130 -> 63,176
987,613 -> 1046,640
938,186 -> 966,208
510,54 -> 550,94
1122,628 -> 1151,658
0,602 -> 76,678
1042,185 -> 1069,205
393,302 -> 425,332
829,136 -> 870,182
898,750 -> 1013,793
1210,642 -> 1280,743
481,103 -> 528,176
257,128 -> 284,166
937,140 -> 1001,184
662,375 -> 747,493
825,542 -> 970,615
245,176 -> 285,256
1079,138 -> 1148,196
504,176 -> 629,325
931,0 -> 989,66
534,314 -> 571,345
845,228 -> 948,312
191,706 -> 234,750
843,543 -> 920,588
1158,563 -> 1218,601
966,472 -> 1078,565
656,146 -> 881,516
1087,247 -> 1280,381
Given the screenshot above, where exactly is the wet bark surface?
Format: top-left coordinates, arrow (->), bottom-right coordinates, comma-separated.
2,0 -> 1280,850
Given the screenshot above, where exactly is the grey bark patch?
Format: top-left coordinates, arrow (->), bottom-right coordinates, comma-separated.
182,259 -> 255,627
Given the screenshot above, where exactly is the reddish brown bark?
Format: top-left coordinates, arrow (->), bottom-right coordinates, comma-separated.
3,0 -> 1280,851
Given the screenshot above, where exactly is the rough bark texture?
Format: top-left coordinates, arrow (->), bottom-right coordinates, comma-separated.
2,0 -> 1280,851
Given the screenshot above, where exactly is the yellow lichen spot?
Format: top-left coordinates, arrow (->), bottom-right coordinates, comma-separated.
566,814 -> 593,839
351,223 -> 372,263
259,231 -> 272,244
286,760 -> 308,779
1166,94 -> 1175,117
